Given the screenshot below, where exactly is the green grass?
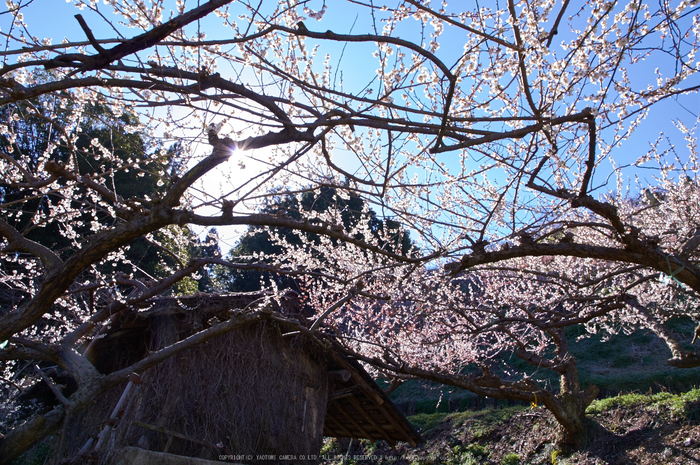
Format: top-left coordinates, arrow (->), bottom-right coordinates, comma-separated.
464,443 -> 488,457
508,325 -> 700,398
391,323 -> 700,446
408,405 -> 527,437
586,387 -> 700,419
409,388 -> 700,439
582,367 -> 700,395
500,452 -> 521,465
664,316 -> 698,333
563,325 -> 700,395
450,406 -> 527,438
408,411 -> 451,434
611,354 -> 636,368
332,385 -> 700,465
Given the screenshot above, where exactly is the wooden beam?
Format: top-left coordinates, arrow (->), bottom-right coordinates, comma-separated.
131,421 -> 220,452
328,354 -> 384,406
333,401 -> 373,439
328,388 -> 355,401
325,413 -> 355,439
346,395 -> 395,447
372,401 -> 418,447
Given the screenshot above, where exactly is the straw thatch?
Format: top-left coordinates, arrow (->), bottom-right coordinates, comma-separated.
118,321 -> 328,461
53,292 -> 419,465
61,293 -> 326,464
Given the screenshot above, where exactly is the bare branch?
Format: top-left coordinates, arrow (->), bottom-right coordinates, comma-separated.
34,364 -> 70,406
0,217 -> 63,272
546,0 -> 571,47
73,14 -> 107,55
44,0 -> 235,71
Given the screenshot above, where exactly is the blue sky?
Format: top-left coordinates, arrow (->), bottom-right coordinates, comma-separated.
7,1 -> 697,180
2,0 -> 699,249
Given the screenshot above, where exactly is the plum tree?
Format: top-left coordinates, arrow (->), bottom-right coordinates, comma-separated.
0,0 -> 699,458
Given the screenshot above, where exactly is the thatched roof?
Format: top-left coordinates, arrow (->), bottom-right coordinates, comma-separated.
86,292 -> 422,450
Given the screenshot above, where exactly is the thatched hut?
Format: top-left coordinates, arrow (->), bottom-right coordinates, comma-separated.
61,293 -> 419,464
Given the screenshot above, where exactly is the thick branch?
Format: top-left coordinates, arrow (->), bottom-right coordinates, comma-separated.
578,114 -> 597,197
431,109 -> 592,153
44,161 -> 130,215
287,24 -> 453,79
0,208 -> 170,342
526,182 -> 629,242
310,285 -> 361,332
339,340 -> 541,403
0,77 -> 166,105
447,241 -> 700,294
0,405 -> 66,465
508,0 -> 541,117
0,337 -> 58,363
35,365 -> 69,406
546,0 -> 571,47
44,0 -> 235,71
0,217 -> 63,272
183,211 -> 437,264
65,258 -> 225,347
628,297 -> 700,368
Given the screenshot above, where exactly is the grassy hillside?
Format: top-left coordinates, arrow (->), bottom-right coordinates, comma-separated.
320,388 -> 700,464
15,322 -> 700,464
388,320 -> 700,417
320,322 -> 700,464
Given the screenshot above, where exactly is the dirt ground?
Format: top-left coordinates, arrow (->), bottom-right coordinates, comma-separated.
322,401 -> 700,464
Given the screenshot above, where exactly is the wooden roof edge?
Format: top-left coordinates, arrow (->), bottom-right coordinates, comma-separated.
326,351 -> 423,446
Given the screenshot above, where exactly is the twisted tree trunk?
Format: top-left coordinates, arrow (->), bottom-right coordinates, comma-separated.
542,362 -> 599,451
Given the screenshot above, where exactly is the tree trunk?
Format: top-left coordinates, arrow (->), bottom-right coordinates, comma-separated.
346,346 -> 602,452
543,362 -> 599,452
0,407 -> 66,465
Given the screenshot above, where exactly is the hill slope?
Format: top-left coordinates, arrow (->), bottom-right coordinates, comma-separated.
320,389 -> 700,464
